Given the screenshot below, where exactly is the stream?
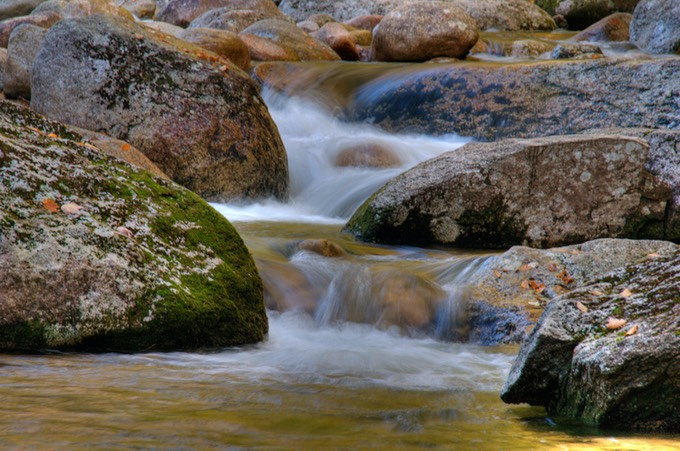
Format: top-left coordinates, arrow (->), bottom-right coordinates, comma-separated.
1,63 -> 679,450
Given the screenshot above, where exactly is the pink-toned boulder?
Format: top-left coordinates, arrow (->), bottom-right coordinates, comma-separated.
344,14 -> 382,31
240,33 -> 300,61
156,0 -> 280,28
0,11 -> 59,47
313,22 -> 359,60
240,19 -> 340,61
572,12 -> 632,42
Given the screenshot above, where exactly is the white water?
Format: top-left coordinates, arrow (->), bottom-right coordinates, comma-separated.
211,90 -> 470,223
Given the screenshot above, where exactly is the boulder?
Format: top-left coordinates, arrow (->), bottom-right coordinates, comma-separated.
0,0 -> 47,20
117,0 -> 156,19
296,20 -> 318,33
555,0 -> 640,30
31,15 -> 289,201
550,42 -> 603,58
156,0 -> 281,28
0,11 -> 60,48
344,14 -> 382,31
188,7 -> 285,33
0,101 -> 267,352
313,22 -> 359,61
240,19 -> 340,61
0,48 -> 7,90
459,238 -> 678,344
345,134 -> 678,248
501,247 -> 680,432
630,0 -> 680,55
35,0 -> 135,20
142,19 -> 184,37
179,27 -> 250,69
335,142 -> 401,168
279,0 -> 556,31
371,2 -> 478,62
347,57 -> 680,139
572,12 -> 632,42
240,33 -> 301,61
4,23 -> 46,99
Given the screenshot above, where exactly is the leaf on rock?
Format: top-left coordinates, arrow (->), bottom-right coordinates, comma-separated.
518,262 -> 539,272
61,202 -> 83,216
520,279 -> 530,289
528,280 -> 545,293
121,143 -> 131,152
647,252 -> 661,258
548,263 -> 559,273
42,198 -> 59,213
47,133 -> 58,139
619,288 -> 633,298
557,270 -> 575,285
625,324 -> 638,336
606,317 -> 627,330
116,226 -> 134,239
590,290 -> 604,296
493,269 -> 502,279
576,301 -> 588,313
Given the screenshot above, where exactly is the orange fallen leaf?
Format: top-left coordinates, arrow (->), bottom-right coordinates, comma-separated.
520,279 -> 530,289
121,143 -> 131,152
576,301 -> 588,313
528,280 -> 545,293
27,126 -> 43,135
553,285 -> 569,295
527,300 -> 541,307
625,324 -> 638,336
61,202 -> 83,215
518,262 -> 538,272
619,288 -> 633,298
647,252 -> 661,258
493,269 -> 502,279
557,270 -> 575,285
547,263 -> 559,273
42,198 -> 59,213
606,317 -> 627,330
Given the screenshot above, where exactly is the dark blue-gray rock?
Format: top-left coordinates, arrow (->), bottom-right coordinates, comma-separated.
30,14 -> 289,201
345,134 -> 678,249
501,247 -> 680,432
630,0 -> 680,54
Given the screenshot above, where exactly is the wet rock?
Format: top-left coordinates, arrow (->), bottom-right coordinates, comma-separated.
4,23 -> 46,99
461,238 -> 677,344
240,19 -> 340,61
297,239 -> 347,257
345,134 -> 678,248
0,11 -> 60,48
550,42 -> 603,58
189,7 -> 286,34
344,14 -> 382,31
348,57 -> 680,139
349,29 -> 371,46
0,101 -> 267,352
500,39 -> 554,58
572,12 -> 632,42
0,0 -> 47,20
555,0 -> 640,30
240,33 -> 301,61
31,15 -> 289,201
258,259 -> 319,313
156,0 -> 280,28
371,2 -> 479,62
552,13 -> 568,28
179,27 -> 250,69
501,247 -> 680,432
33,0 -> 134,20
630,0 -> 680,55
335,142 -> 402,168
313,22 -> 359,61
142,19 -> 184,37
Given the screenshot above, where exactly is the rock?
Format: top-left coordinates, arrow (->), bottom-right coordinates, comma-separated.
296,20 -> 318,33
142,19 -> 184,37
313,22 -> 359,61
280,0 -> 556,31
344,14 -> 382,31
501,247 -> 680,432
572,12 -> 632,42
188,7 -> 285,33
371,1 -> 479,62
0,0 -> 47,20
460,238 -> 678,344
349,29 -> 371,46
0,101 -> 267,352
240,33 -> 301,61
555,0 -> 640,30
345,134 -> 678,248
258,259 -> 319,313
4,23 -> 46,99
335,142 -> 401,168
552,13 -> 568,28
535,0 -> 561,15
0,48 -> 7,89
39,0 -> 135,20
630,0 -> 680,55
347,57 -> 680,139
156,0 -> 281,28
117,0 -> 156,19
550,42 -> 603,58
0,11 -> 60,48
31,15 -> 289,201
500,39 -> 554,58
297,239 -> 347,257
240,19 -> 340,61
307,13 -> 335,27
179,27 -> 250,69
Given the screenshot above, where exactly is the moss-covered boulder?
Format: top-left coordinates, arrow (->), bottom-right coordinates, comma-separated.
0,101 -> 267,352
30,14 -> 289,202
501,247 -> 680,432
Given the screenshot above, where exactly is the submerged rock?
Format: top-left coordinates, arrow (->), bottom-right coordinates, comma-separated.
0,101 -> 267,352
31,14 -> 289,201
501,247 -> 680,432
630,0 -> 680,55
349,57 -> 680,140
370,1 -> 479,62
345,134 -> 678,248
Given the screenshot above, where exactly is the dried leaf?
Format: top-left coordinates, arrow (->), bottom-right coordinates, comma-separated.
606,317 -> 627,330
520,279 -> 530,289
557,270 -> 575,285
547,263 -> 559,273
576,301 -> 588,313
553,285 -> 569,295
42,198 -> 59,213
116,226 -> 134,239
527,300 -> 541,307
121,143 -> 131,152
493,269 -> 502,279
625,324 -> 638,336
47,132 -> 59,139
647,252 -> 661,258
619,288 -> 633,298
61,202 -> 83,215
590,290 -> 604,296
27,126 -> 43,135
518,262 -> 539,272
528,280 -> 545,293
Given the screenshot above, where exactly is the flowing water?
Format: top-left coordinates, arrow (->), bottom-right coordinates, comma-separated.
2,62 -> 679,449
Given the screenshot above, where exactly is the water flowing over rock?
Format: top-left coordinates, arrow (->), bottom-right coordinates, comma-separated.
370,1 -> 479,62
0,101 -> 267,352
630,0 -> 680,55
554,0 -> 640,29
501,247 -> 680,432
31,14 -> 289,201
156,0 -> 281,28
348,58 -> 680,139
279,0 -> 556,31
345,134 -> 678,249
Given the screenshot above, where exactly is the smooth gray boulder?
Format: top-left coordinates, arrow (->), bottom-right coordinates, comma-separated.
30,14 -> 289,201
501,247 -> 680,432
0,101 -> 267,352
3,23 -> 46,98
630,0 -> 680,54
345,134 -> 678,248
